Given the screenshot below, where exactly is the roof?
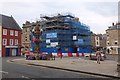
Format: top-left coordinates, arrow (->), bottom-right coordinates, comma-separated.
0,14 -> 21,30
106,23 -> 120,30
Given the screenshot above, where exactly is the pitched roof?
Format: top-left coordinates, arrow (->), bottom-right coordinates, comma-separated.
0,14 -> 21,30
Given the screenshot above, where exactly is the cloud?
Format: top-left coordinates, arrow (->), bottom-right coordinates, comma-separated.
84,2 -> 118,17
1,0 -> 118,34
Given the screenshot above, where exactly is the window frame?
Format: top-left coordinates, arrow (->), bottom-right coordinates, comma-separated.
15,31 -> 18,36
10,39 -> 14,45
15,39 -> 18,45
10,30 -> 14,36
3,39 -> 7,45
3,29 -> 7,35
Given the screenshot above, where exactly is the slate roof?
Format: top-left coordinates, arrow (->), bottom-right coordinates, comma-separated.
0,14 -> 21,30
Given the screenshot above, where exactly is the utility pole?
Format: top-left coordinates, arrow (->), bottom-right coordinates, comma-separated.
118,48 -> 120,77
117,2 -> 120,77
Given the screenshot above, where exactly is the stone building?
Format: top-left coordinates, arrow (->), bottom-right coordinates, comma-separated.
91,33 -> 96,47
106,23 -> 120,54
91,33 -> 107,51
21,21 -> 40,54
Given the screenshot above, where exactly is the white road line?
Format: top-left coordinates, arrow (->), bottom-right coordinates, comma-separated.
21,76 -> 30,79
10,58 -> 25,61
6,60 -> 12,62
0,71 -> 8,74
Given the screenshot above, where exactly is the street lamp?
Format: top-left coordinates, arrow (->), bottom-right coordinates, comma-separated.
118,48 -> 120,77
118,1 -> 120,77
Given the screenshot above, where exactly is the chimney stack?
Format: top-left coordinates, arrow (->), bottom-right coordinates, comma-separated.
112,22 -> 114,26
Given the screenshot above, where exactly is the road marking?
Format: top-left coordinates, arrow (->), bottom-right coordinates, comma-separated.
21,76 -> 30,79
13,58 -> 23,61
6,60 -> 13,63
7,59 -> 47,69
0,71 -> 8,74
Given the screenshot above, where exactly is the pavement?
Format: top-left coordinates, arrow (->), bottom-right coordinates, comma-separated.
9,56 -> 120,79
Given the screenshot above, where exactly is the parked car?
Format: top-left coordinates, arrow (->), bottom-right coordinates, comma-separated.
89,52 -> 106,61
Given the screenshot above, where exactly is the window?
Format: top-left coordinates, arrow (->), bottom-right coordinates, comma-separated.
10,39 -> 13,45
15,31 -> 18,36
25,39 -> 27,41
3,29 -> 7,35
115,41 -> 118,45
3,39 -> 7,45
96,41 -> 99,45
15,39 -> 18,45
97,37 -> 99,40
115,42 -> 117,45
10,30 -> 14,36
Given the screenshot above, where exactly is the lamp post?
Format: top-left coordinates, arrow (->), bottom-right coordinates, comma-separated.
118,1 -> 120,77
118,48 -> 120,77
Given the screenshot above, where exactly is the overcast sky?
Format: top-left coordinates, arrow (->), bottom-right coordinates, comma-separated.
0,0 -> 119,34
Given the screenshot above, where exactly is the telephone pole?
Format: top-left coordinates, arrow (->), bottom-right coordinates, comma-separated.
117,1 -> 120,77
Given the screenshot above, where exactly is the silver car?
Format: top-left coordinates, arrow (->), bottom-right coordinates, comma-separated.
89,52 -> 106,61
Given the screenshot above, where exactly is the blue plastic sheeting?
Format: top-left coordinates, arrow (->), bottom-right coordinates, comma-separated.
30,47 -> 92,53
40,47 -> 79,53
78,48 -> 92,53
30,14 -> 92,54
42,47 -> 92,53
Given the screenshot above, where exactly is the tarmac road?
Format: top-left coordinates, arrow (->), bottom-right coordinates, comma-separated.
1,57 -> 111,80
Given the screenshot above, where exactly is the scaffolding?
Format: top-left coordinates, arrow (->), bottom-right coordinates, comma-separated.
29,13 -> 92,53
39,13 -> 91,53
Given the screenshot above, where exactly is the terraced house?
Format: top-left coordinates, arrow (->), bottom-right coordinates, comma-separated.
0,14 -> 22,57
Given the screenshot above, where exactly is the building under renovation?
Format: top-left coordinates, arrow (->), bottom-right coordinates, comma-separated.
29,13 -> 92,56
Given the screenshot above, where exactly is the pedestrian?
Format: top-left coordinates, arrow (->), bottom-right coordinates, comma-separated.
53,55 -> 55,60
96,49 -> 101,64
60,53 -> 62,59
50,53 -> 53,60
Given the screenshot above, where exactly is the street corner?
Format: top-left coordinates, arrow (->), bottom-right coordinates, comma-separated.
6,58 -> 26,64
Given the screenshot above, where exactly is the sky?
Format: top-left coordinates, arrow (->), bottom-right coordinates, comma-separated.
0,0 -> 119,34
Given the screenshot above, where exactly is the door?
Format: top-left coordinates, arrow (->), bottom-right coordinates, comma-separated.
6,48 -> 10,57
12,49 -> 16,56
16,48 -> 18,56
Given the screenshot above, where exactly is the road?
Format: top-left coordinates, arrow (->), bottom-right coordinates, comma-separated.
1,57 -> 112,80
